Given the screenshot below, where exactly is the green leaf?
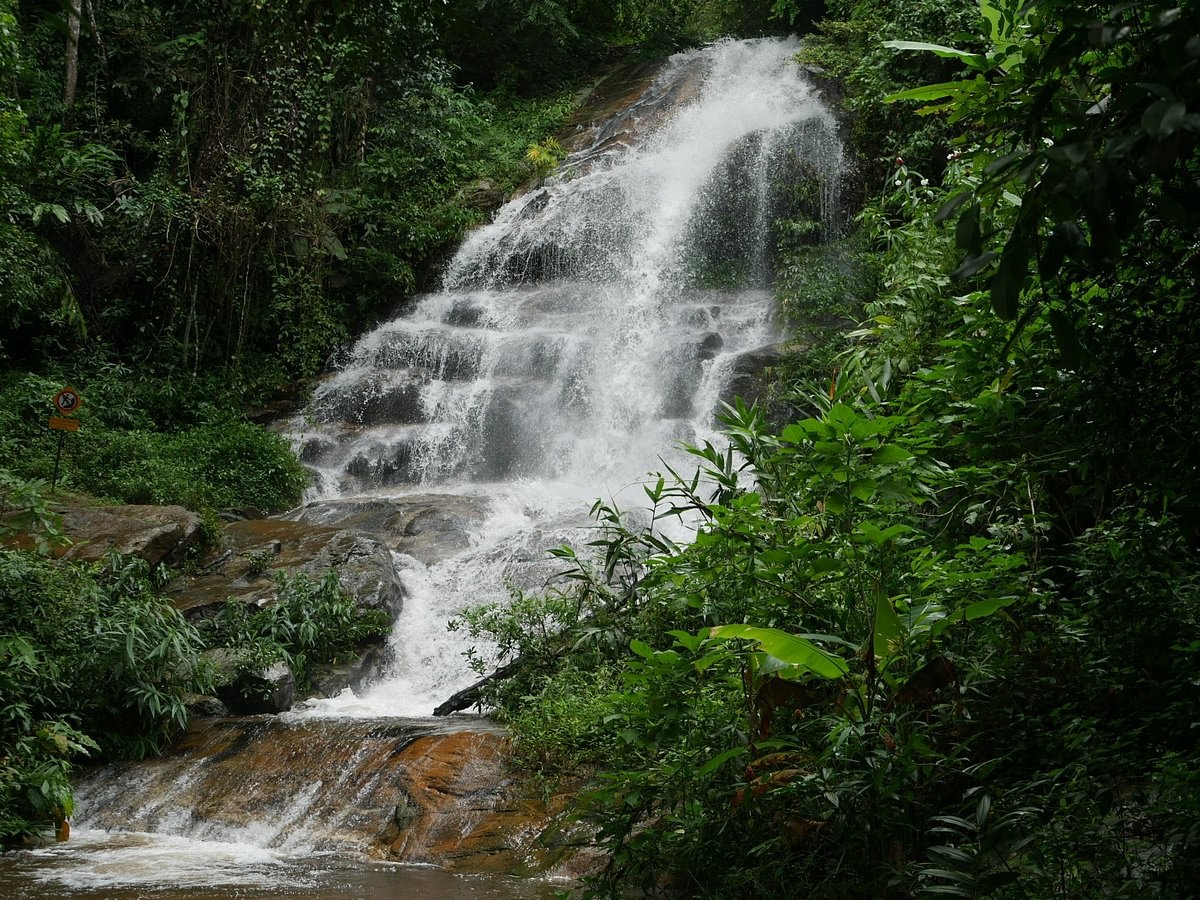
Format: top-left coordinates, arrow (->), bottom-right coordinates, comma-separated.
696,746 -> 746,777
874,594 -> 904,661
1039,221 -> 1085,280
709,625 -> 848,679
951,251 -> 996,280
932,596 -> 1017,635
826,404 -> 858,433
955,203 -> 982,255
980,0 -> 1004,42
963,596 -> 1016,620
872,444 -> 914,465
780,423 -> 808,444
668,629 -> 704,651
922,886 -> 973,896
630,639 -> 654,659
882,40 -> 989,70
934,191 -> 973,224
856,522 -> 912,545
810,556 -> 843,574
990,241 -> 1028,320
884,81 -> 973,103
851,478 -> 877,501
319,233 -> 348,260
1047,309 -> 1083,368
1142,99 -> 1186,139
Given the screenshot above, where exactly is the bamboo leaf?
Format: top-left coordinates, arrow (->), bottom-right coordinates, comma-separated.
874,594 -> 904,661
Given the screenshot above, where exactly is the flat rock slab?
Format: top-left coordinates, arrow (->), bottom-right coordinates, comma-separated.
283,494 -> 493,565
58,504 -> 203,567
167,518 -> 403,620
73,717 -> 598,878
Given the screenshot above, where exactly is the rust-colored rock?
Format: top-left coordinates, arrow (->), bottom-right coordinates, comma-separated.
385,731 -> 577,874
72,717 -> 599,880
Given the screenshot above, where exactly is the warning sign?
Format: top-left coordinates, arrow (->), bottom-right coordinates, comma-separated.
49,416 -> 80,432
53,386 -> 83,416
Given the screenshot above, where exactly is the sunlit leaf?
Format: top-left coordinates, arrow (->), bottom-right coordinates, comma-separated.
874,594 -> 904,661
883,40 -> 989,69
709,625 -> 848,679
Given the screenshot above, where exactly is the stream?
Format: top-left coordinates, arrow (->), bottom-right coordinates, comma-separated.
3,37 -> 843,896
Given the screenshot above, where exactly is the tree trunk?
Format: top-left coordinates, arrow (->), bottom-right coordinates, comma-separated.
64,0 -> 82,108
431,658 -> 524,716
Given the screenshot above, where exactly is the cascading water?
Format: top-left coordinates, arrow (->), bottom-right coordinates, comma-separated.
291,36 -> 843,718
3,38 -> 845,897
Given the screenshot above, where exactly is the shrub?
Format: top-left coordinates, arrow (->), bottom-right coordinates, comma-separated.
71,424 -> 308,513
0,372 -> 309,513
198,569 -> 390,692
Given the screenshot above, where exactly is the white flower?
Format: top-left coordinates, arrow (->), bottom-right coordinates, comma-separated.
921,178 -> 929,186
894,179 -> 902,186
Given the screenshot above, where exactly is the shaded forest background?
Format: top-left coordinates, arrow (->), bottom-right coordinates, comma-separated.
1,0 -> 804,384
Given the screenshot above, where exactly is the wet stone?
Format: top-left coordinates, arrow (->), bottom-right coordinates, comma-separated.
356,382 -> 425,426
284,494 -> 491,565
166,518 -> 404,621
299,434 -> 338,464
444,301 -> 487,328
345,442 -> 416,485
58,505 -> 203,568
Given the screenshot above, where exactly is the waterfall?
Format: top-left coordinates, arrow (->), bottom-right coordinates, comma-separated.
2,39 -> 846,897
289,37 -> 843,717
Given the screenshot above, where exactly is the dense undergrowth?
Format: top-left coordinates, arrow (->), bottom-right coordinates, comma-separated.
454,1 -> 1200,896
0,486 -> 387,844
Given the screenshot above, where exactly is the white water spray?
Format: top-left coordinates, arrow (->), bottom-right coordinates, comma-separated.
289,37 -> 843,716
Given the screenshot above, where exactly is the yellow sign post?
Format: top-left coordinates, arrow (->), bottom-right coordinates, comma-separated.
49,386 -> 83,491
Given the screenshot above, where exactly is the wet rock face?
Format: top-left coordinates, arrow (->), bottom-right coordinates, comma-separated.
381,730 -> 596,877
719,342 -> 783,411
57,505 -> 203,567
72,718 -> 599,879
283,494 -> 492,565
166,518 -> 404,621
204,650 -> 297,715
307,641 -> 394,699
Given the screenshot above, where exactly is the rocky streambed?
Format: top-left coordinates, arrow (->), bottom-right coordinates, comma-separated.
47,495 -> 600,884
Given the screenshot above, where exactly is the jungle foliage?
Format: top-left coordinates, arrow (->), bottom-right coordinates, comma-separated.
198,568 -> 390,698
3,0 -> 1197,891
456,1 -> 1200,896
0,0 -> 810,849
0,537 -> 208,843
0,492 -> 388,844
